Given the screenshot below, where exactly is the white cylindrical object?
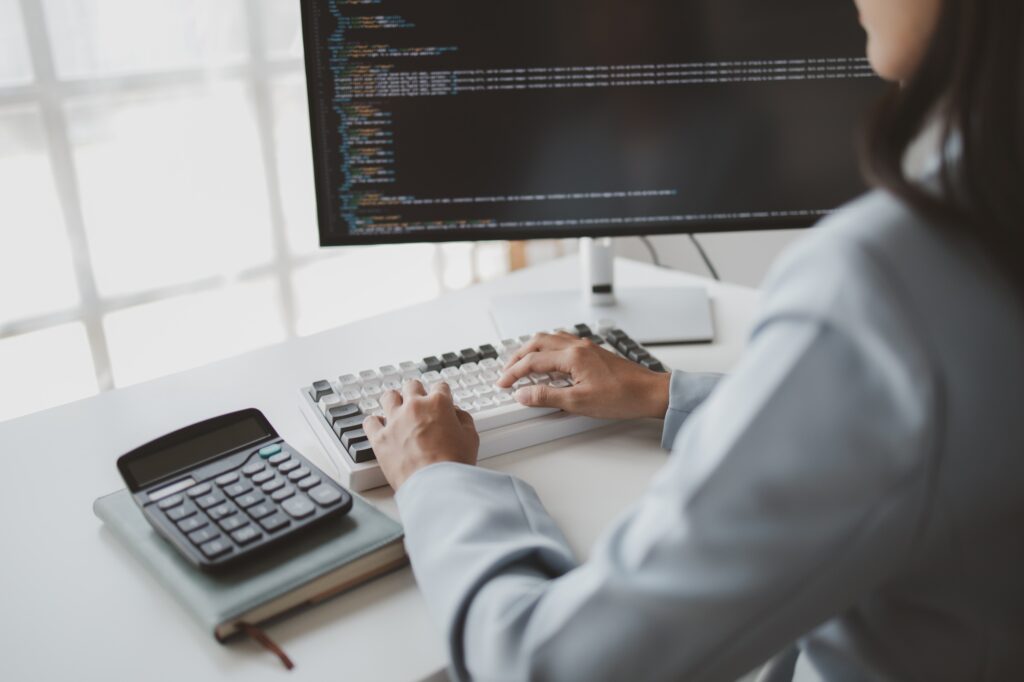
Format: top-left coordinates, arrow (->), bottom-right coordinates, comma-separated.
581,237 -> 616,307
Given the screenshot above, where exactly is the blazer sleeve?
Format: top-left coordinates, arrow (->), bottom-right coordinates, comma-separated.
661,370 -> 723,450
395,234 -> 938,682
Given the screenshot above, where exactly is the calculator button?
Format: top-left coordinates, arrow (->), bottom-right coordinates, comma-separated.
231,526 -> 261,546
278,459 -> 301,474
235,492 -> 263,509
247,503 -> 274,520
188,527 -> 220,546
219,515 -> 248,532
297,475 -> 321,491
208,503 -> 237,521
268,452 -> 290,466
271,486 -> 295,502
165,504 -> 196,522
261,478 -> 286,493
282,496 -> 316,519
200,538 -> 232,559
242,461 -> 266,476
258,444 -> 282,459
177,515 -> 207,533
252,469 -> 275,484
287,466 -> 311,482
308,485 -> 343,507
223,481 -> 252,498
186,483 -> 212,498
157,495 -> 184,510
195,494 -> 223,510
259,513 -> 291,533
215,472 -> 240,486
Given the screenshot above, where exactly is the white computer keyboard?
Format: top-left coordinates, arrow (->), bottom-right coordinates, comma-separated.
297,323 -> 668,491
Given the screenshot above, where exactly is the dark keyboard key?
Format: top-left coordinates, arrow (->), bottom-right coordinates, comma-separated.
166,504 -> 196,522
348,441 -> 376,464
186,483 -> 212,498
441,352 -> 461,368
590,335 -> 607,346
281,496 -> 316,519
297,475 -> 321,490
177,515 -> 207,533
607,329 -> 628,341
478,344 -> 499,360
261,478 -> 286,493
208,503 -> 237,520
421,356 -> 442,372
574,323 -> 593,338
252,469 -> 275,484
157,494 -> 183,510
271,486 -> 296,502
326,403 -> 360,424
242,461 -> 265,476
641,358 -> 666,373
235,492 -> 263,509
341,428 -> 369,450
215,471 -> 239,486
287,466 -> 311,481
231,526 -> 261,546
311,380 -> 333,402
218,515 -> 248,532
259,513 -> 290,533
332,415 -> 365,439
278,459 -> 301,474
188,527 -> 220,546
247,503 -> 274,520
308,485 -> 343,507
628,349 -> 651,363
195,494 -> 223,510
460,348 -> 481,364
200,538 -> 232,558
223,481 -> 252,498
268,452 -> 290,466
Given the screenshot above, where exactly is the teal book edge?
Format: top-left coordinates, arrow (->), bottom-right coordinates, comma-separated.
94,488 -> 406,642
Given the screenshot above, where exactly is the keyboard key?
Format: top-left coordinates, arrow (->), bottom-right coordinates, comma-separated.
479,358 -> 500,371
231,526 -> 261,546
359,369 -> 380,384
268,452 -> 290,466
200,538 -> 232,559
359,398 -> 379,412
574,323 -> 593,338
479,370 -> 500,384
512,377 -> 533,390
215,471 -> 239,486
188,526 -> 220,545
247,503 -> 274,520
195,494 -> 223,510
332,415 -> 365,439
338,373 -> 359,388
287,465 -> 311,481
628,349 -> 651,363
308,485 -> 343,507
378,365 -> 399,380
341,388 -> 362,403
478,344 -> 499,360
242,461 -> 265,476
271,486 -> 296,502
529,372 -> 552,384
494,392 -> 515,405
259,513 -> 290,533
383,379 -> 402,391
177,515 -> 207,533
341,428 -> 369,449
421,356 -> 442,372
441,352 -> 461,368
421,370 -> 443,385
258,444 -> 282,458
473,385 -> 495,397
282,496 -> 316,519
219,515 -> 248,532
311,380 -> 333,402
157,494 -> 184,510
223,482 -> 252,498
297,475 -> 322,490
348,441 -> 376,464
252,469 -> 275,484
475,397 -> 496,410
319,394 -> 344,414
550,379 -> 572,389
642,358 -> 667,373
460,362 -> 479,375
187,482 -> 213,498
166,504 -> 196,522
235,492 -> 263,509
327,403 -> 360,424
209,503 -> 237,520
278,459 -> 301,474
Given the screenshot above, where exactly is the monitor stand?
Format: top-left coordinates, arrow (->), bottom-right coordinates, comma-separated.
490,238 -> 715,346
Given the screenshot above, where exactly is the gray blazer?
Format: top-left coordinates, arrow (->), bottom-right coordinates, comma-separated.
395,190 -> 1024,681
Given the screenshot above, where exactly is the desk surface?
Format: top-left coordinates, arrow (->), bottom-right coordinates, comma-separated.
0,256 -> 758,681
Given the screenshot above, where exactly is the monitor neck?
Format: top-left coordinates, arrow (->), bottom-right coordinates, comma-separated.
581,237 -> 616,307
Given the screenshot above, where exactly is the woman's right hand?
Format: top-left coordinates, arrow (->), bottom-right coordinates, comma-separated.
496,332 -> 671,420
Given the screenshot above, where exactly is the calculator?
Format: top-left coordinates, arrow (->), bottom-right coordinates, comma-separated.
117,408 -> 353,571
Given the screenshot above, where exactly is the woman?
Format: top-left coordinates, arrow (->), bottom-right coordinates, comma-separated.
363,1 -> 1024,679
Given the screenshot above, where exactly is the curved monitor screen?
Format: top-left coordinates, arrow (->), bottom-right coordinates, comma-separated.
301,0 -> 884,245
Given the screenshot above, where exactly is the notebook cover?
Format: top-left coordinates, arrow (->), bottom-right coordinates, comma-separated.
94,488 -> 405,640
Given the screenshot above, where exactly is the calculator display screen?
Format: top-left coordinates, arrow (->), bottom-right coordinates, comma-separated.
125,415 -> 271,488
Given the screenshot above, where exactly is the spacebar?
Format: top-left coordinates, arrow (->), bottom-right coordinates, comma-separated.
472,403 -> 560,432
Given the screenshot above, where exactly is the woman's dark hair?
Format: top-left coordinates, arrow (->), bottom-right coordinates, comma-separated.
864,0 -> 1024,295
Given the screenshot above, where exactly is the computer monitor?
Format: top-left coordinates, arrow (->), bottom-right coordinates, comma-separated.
300,0 -> 882,342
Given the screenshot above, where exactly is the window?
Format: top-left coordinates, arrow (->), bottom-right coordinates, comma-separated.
0,1 -> 510,423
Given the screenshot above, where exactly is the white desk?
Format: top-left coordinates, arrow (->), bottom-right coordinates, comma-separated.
0,256 -> 758,681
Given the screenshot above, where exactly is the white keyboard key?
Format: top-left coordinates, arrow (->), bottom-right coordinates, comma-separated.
479,370 -> 500,384
379,365 -> 399,380
471,401 -> 559,431
475,397 -> 496,411
494,391 -> 515,405
460,362 -> 479,375
500,338 -> 519,350
383,379 -> 402,391
460,375 -> 481,388
368,408 -> 384,417
551,372 -> 572,382
459,401 -> 478,413
341,388 -> 361,403
421,370 -> 442,385
473,385 -> 495,397
339,374 -> 359,388
362,384 -> 383,398
529,372 -> 552,385
550,379 -> 572,389
513,377 -> 533,390
359,369 -> 380,383
319,394 -> 344,415
441,367 -> 461,380
479,358 -> 500,371
399,361 -> 420,379
454,389 -> 475,402
359,398 -> 379,412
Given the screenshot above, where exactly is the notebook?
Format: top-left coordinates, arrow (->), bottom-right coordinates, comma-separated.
94,487 -> 406,662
